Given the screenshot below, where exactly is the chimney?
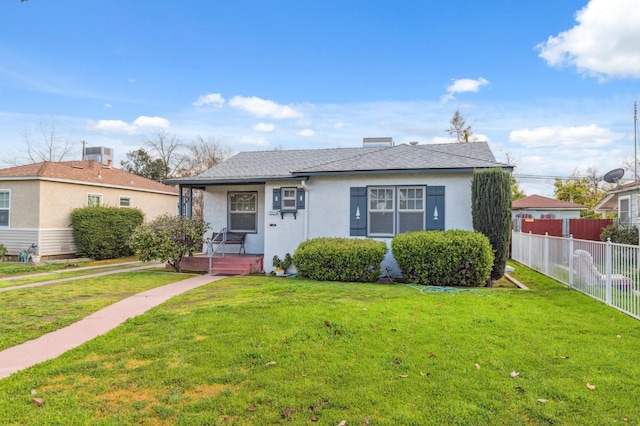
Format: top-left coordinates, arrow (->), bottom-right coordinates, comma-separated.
106,159 -> 112,168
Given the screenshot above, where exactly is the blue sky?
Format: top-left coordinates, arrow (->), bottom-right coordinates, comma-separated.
1,0 -> 640,196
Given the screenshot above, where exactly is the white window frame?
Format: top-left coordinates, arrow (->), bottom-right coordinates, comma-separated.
281,187 -> 297,212
119,196 -> 132,208
87,193 -> 102,207
397,186 -> 425,234
368,187 -> 395,236
0,190 -> 10,227
228,191 -> 258,233
619,196 -> 630,225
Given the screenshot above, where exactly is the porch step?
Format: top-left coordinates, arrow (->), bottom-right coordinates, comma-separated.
210,263 -> 253,275
178,254 -> 264,275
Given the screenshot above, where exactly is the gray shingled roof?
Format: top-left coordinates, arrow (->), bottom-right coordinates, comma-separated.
165,142 -> 510,185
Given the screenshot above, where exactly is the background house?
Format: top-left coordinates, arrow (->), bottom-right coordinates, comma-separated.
0,160 -> 178,258
165,139 -> 512,274
512,194 -> 586,220
594,181 -> 639,225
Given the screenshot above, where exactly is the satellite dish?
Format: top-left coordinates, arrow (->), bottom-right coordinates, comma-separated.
603,168 -> 625,186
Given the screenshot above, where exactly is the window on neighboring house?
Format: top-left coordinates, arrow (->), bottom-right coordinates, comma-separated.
119,197 -> 132,208
229,192 -> 257,232
619,197 -> 630,224
281,188 -> 297,211
368,187 -> 395,236
0,190 -> 9,227
398,187 -> 425,233
87,193 -> 102,207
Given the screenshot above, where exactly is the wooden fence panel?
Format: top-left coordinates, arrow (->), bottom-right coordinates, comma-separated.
520,219 -> 563,237
569,218 -> 612,241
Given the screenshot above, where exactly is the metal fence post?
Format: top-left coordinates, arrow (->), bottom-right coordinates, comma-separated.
568,234 -> 574,287
605,238 -> 612,305
544,232 -> 549,275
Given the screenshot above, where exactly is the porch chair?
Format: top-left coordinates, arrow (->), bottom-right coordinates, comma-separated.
573,249 -> 634,291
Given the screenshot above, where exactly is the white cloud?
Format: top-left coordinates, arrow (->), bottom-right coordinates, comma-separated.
229,96 -> 303,119
132,116 -> 170,128
193,93 -> 225,107
88,115 -> 170,134
89,119 -> 137,134
127,77 -> 137,83
253,122 -> 275,132
104,103 -> 112,109
297,128 -> 314,137
237,136 -> 269,147
509,124 -> 623,148
536,0 -> 640,79
441,77 -> 489,102
334,121 -> 344,129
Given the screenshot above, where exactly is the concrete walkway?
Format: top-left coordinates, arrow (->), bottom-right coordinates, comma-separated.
0,273 -> 224,380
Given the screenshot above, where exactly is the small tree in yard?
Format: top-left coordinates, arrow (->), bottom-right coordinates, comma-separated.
128,214 -> 210,272
472,168 -> 512,281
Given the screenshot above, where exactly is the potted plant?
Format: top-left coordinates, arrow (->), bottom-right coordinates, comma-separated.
272,255 -> 285,276
272,253 -> 293,276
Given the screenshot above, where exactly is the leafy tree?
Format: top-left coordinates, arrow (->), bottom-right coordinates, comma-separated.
120,148 -> 169,181
447,108 -> 474,143
511,175 -> 526,200
472,168 -> 512,281
128,214 -> 210,272
554,168 -> 609,218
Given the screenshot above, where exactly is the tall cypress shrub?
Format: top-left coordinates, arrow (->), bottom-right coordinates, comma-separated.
472,168 -> 512,280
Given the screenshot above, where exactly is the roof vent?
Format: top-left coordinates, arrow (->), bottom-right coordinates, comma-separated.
363,137 -> 394,148
409,141 -> 419,146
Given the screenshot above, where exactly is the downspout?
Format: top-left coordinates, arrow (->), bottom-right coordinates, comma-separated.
178,185 -> 184,217
301,180 -> 309,241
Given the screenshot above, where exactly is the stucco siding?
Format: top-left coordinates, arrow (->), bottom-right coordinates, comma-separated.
202,184 -> 265,254
262,173 -> 474,273
40,180 -> 178,228
1,181 -> 40,229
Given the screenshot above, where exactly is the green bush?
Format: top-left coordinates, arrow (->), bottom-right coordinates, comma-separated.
293,237 -> 387,282
391,230 -> 494,287
71,206 -> 145,260
128,214 -> 210,272
0,242 -> 6,261
600,223 -> 639,245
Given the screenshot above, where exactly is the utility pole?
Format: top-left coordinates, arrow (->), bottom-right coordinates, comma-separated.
81,140 -> 87,160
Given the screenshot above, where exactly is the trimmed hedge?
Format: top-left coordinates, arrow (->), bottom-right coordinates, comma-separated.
292,237 -> 387,282
472,168 -> 512,280
391,230 -> 494,287
71,206 -> 144,260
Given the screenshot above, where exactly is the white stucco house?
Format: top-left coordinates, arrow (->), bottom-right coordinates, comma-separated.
594,180 -> 640,225
165,139 -> 512,274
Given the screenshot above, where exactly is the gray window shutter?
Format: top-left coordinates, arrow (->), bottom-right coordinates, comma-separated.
426,186 -> 445,230
350,187 -> 367,236
272,188 -> 281,210
297,188 -> 305,210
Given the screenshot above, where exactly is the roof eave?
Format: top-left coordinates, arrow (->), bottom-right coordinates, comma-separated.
292,165 -> 512,177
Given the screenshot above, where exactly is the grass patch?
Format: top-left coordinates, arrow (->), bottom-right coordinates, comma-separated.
0,271 -> 191,351
0,263 -> 639,424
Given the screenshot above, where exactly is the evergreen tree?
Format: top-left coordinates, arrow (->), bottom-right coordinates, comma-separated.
472,168 -> 512,281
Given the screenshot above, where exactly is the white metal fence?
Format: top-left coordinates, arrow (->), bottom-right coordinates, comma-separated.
511,231 -> 640,320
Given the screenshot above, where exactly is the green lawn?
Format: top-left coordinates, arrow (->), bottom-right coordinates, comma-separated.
1,264 -> 639,425
0,271 -> 192,351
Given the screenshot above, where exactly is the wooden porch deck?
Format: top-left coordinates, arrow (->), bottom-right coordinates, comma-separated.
178,253 -> 264,276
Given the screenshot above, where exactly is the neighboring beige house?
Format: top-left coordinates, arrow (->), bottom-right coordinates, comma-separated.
0,160 -> 178,258
512,194 -> 587,220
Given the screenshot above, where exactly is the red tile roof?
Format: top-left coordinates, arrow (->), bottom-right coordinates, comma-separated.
0,161 -> 177,194
512,194 -> 586,210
